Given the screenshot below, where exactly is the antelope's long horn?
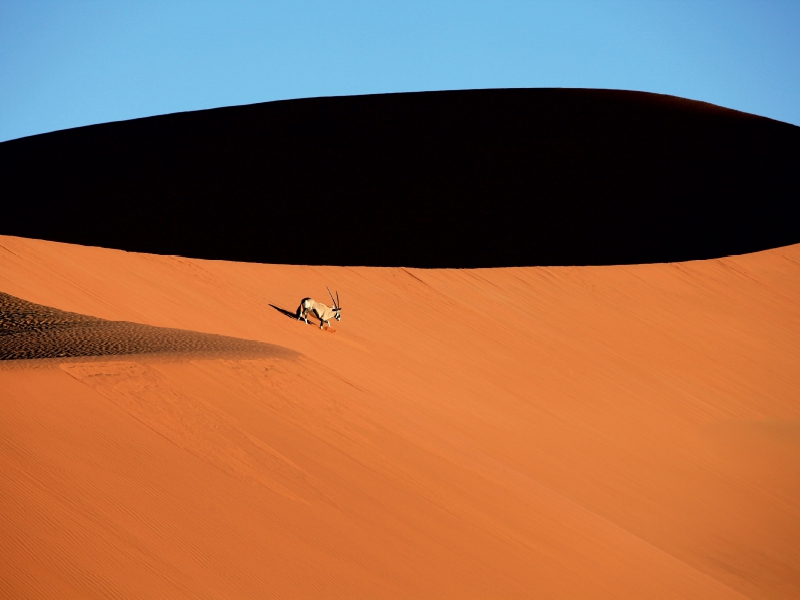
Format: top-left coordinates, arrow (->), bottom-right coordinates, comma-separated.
327,286 -> 337,308
336,291 -> 340,309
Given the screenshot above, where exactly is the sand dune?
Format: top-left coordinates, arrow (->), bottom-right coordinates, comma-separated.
2,89 -> 799,267
1,234 -> 798,598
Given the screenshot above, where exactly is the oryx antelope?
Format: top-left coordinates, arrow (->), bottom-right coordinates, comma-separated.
297,287 -> 341,329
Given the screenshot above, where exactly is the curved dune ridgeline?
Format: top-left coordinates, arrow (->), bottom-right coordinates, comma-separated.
2,89 -> 799,267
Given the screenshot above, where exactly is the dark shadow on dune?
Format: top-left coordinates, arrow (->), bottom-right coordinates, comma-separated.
0,292 -> 297,361
270,304 -> 321,327
2,89 -> 798,267
270,304 -> 299,321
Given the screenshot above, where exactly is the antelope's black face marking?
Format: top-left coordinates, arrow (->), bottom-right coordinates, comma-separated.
335,310 -> 341,321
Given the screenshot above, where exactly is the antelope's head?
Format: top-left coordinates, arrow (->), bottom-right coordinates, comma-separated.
328,286 -> 342,321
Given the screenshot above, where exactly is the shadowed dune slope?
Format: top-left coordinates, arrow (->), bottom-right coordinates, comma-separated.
1,235 -> 799,599
0,291 -> 293,360
2,89 -> 799,267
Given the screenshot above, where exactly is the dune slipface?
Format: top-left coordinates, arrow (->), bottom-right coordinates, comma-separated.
1,235 -> 799,599
2,89 -> 799,267
0,291 -> 295,360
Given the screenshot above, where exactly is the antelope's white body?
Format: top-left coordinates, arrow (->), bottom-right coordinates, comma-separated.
297,288 -> 341,329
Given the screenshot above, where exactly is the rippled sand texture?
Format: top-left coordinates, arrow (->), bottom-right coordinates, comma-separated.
0,291 -> 292,360
1,235 -> 799,599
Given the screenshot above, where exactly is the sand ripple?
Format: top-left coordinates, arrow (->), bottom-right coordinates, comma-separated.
0,291 -> 292,360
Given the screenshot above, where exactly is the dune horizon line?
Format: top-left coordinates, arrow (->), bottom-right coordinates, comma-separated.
2,88 -> 798,269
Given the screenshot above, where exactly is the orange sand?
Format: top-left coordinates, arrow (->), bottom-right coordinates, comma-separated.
1,234 -> 799,599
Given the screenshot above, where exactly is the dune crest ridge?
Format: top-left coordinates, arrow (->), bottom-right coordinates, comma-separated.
1,234 -> 799,599
2,88 -> 798,267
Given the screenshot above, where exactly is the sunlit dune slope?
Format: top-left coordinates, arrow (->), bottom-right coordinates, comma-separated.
1,234 -> 799,599
2,89 -> 799,267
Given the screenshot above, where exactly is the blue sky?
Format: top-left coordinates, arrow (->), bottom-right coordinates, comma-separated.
1,1 -> 799,142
